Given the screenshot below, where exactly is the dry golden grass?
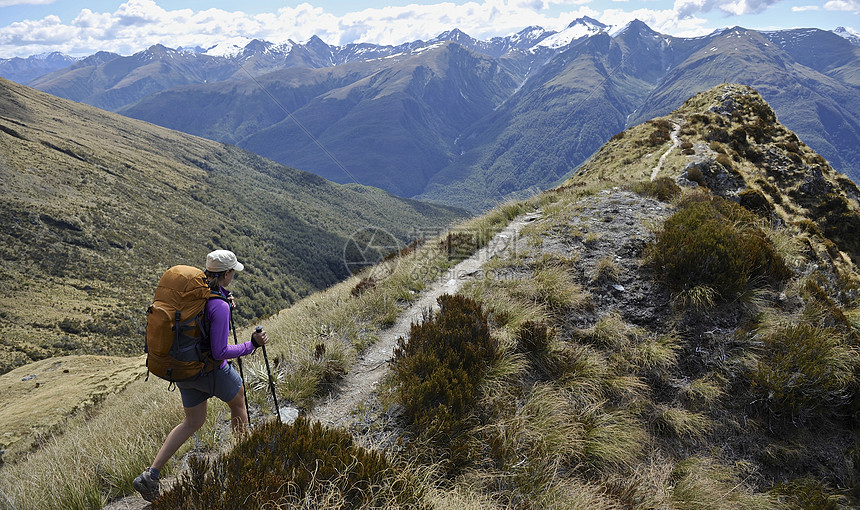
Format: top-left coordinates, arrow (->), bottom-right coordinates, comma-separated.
0,355 -> 143,463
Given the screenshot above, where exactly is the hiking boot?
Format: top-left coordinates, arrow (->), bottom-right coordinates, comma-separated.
133,468 -> 160,502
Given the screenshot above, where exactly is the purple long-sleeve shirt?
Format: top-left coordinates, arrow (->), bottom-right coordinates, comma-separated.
207,287 -> 254,367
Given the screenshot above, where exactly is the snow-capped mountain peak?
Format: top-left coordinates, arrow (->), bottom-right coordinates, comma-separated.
835,26 -> 860,46
532,16 -> 610,50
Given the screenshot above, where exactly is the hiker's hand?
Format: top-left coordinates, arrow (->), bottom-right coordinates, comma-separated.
251,329 -> 269,347
227,294 -> 236,309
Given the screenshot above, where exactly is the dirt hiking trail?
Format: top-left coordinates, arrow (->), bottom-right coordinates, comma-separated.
309,211 -> 541,427
651,120 -> 682,181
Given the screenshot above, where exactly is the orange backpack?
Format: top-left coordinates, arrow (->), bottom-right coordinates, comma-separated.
145,265 -> 221,382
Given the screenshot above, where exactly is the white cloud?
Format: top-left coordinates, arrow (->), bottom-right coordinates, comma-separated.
792,5 -> 820,11
0,0 -> 836,58
0,0 -> 612,58
674,0 -> 782,18
598,6 -> 710,37
824,0 -> 860,11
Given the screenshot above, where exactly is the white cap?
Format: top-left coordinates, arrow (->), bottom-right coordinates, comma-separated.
206,250 -> 244,273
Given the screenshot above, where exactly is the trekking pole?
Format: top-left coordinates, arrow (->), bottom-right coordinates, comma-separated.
229,315 -> 252,425
257,326 -> 282,423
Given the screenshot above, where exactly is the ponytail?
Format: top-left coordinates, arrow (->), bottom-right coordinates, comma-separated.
204,270 -> 224,291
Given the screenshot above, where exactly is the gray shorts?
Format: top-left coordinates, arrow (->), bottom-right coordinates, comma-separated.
176,362 -> 243,408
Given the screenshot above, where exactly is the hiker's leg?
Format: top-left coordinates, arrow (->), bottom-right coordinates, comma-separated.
151,400 -> 208,471
227,386 -> 248,435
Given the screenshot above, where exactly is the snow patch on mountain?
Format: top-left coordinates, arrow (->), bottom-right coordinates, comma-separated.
204,37 -> 254,57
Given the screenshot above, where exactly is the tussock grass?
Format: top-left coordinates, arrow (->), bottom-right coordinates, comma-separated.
477,383 -> 585,470
672,284 -> 718,310
750,323 -> 858,420
0,355 -> 143,463
580,405 -> 647,470
650,405 -> 714,441
627,332 -> 681,374
669,457 -> 777,510
848,308 -> 860,333
463,273 -> 552,343
770,478 -> 849,510
602,458 -> 674,508
677,375 -> 725,409
559,344 -> 647,408
580,312 -> 631,350
525,477 -> 622,510
426,484 -> 507,510
593,255 -> 622,281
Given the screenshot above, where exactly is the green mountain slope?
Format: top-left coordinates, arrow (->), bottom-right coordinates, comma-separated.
26,46 -> 240,111
116,61 -> 385,146
416,32 -> 646,209
0,77 -> 467,374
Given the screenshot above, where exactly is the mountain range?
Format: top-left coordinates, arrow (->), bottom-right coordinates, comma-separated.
6,18 -> 860,210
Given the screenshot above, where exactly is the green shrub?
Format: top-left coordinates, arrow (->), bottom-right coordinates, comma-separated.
648,197 -> 791,299
391,294 -> 497,464
351,276 -> 377,296
686,166 -> 706,186
738,189 -> 773,217
154,417 -> 425,509
750,323 -> 858,421
633,177 -> 682,202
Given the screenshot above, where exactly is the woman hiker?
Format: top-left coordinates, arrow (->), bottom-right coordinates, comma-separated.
133,249 -> 269,502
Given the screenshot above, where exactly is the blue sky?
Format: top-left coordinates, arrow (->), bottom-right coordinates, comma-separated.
1,0 -> 858,58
